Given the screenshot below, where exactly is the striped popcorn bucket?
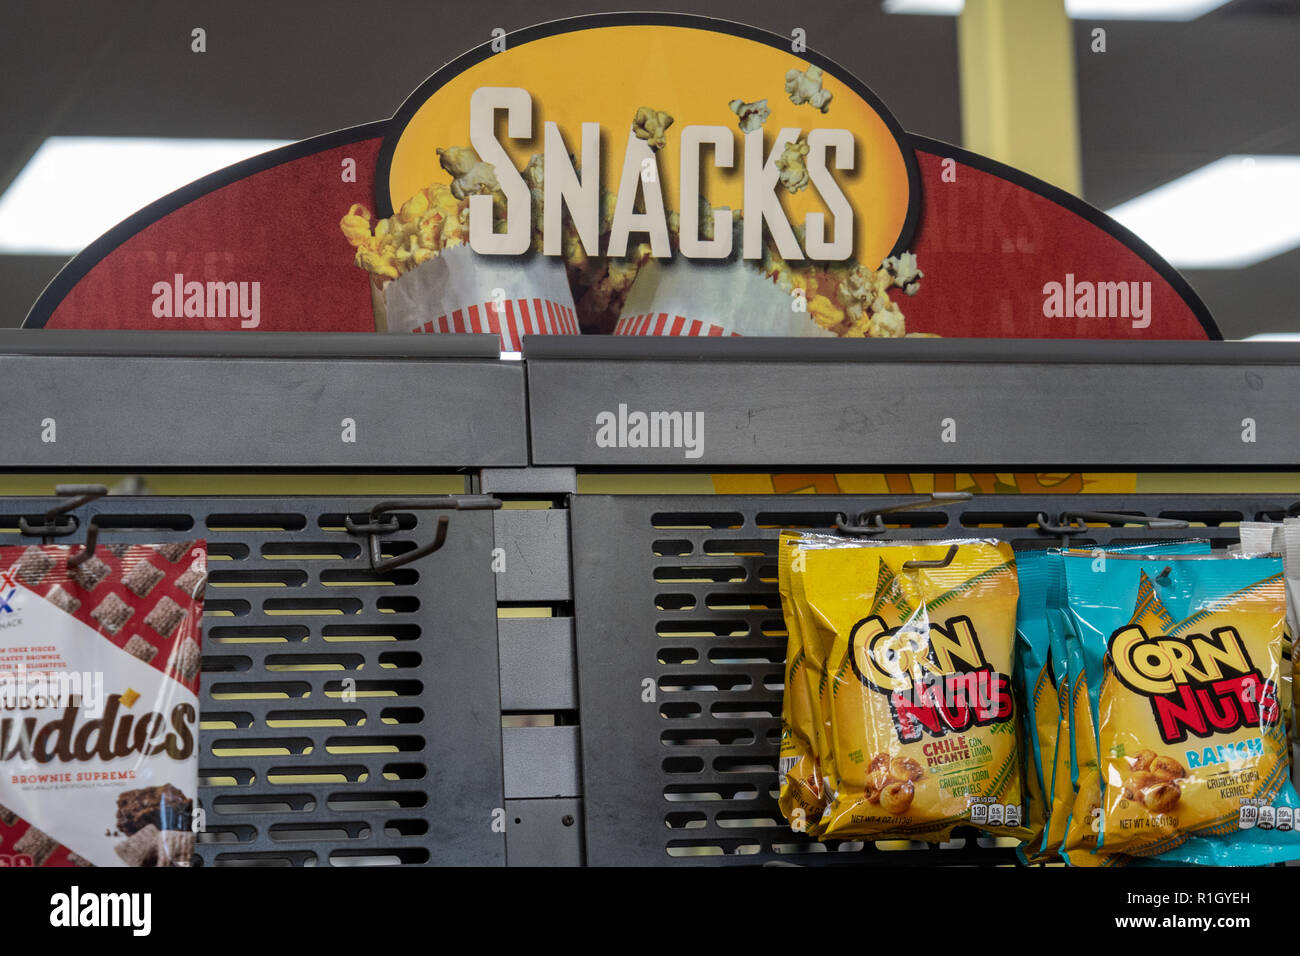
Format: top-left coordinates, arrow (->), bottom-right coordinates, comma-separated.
371,245 -> 580,351
614,312 -> 739,337
615,258 -> 835,338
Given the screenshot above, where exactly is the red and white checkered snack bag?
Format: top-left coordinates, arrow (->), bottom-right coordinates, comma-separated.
613,257 -> 835,338
0,542 -> 206,867
373,244 -> 580,351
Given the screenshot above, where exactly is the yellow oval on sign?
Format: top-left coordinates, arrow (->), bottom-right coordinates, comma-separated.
379,17 -> 917,271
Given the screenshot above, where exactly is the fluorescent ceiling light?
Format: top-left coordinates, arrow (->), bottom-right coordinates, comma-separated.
0,136 -> 292,255
883,0 -> 963,12
1106,155 -> 1300,269
1242,333 -> 1300,341
884,0 -> 1232,19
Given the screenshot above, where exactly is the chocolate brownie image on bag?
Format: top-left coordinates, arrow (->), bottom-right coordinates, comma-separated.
116,784 -> 193,836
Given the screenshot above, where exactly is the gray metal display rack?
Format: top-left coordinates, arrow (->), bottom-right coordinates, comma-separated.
571,492 -> 1296,865
2,330 -> 1297,867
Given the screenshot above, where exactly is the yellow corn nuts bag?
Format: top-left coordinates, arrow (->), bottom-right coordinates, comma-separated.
798,539 -> 1025,842
777,533 -> 828,833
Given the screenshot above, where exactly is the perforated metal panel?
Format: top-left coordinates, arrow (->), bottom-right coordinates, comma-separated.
0,496 -> 505,867
570,493 -> 1300,866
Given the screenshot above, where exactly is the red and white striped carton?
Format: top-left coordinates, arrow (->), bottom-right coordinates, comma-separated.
371,244 -> 580,351
614,257 -> 836,338
0,542 -> 205,867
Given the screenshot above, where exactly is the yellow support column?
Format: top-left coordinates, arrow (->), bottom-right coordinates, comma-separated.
958,0 -> 1083,196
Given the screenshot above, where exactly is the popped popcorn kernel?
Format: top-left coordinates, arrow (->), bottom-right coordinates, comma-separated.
776,139 -> 812,193
884,252 -> 924,295
868,305 -> 906,338
728,97 -> 771,133
808,294 -> 845,331
785,64 -> 833,113
437,145 -> 501,202
631,106 -> 674,150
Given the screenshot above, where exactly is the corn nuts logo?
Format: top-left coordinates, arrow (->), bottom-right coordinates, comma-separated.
1108,624 -> 1277,745
848,614 -> 1012,744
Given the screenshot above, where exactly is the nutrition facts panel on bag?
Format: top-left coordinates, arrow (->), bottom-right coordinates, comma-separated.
969,802 -> 1021,827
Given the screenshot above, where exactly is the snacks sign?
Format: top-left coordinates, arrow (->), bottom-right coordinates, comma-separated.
350,20 -> 919,340
24,14 -> 1218,341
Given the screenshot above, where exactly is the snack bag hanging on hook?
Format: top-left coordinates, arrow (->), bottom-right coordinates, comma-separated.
0,542 -> 206,867
1041,546 -> 1074,860
778,532 -> 830,833
1235,521 -> 1293,740
1044,540 -> 1210,866
1012,548 -> 1058,863
778,532 -> 945,835
1067,552 -> 1300,862
803,539 -> 1026,842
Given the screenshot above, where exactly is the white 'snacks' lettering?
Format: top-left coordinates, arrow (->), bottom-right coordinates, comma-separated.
468,87 -> 855,262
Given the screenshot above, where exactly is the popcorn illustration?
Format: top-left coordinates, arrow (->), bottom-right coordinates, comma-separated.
884,252 -> 924,295
437,145 -> 502,203
340,185 -> 467,283
562,184 -> 654,333
616,210 -> 927,339
761,237 -> 924,338
776,138 -> 812,193
341,149 -> 579,349
342,83 -> 927,343
631,106 -> 674,151
728,97 -> 770,133
523,153 -> 545,240
785,64 -> 833,113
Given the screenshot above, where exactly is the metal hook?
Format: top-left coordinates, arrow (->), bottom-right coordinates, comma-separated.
1035,513 -> 1088,537
18,484 -> 109,544
1253,501 -> 1300,522
835,492 -> 972,536
345,495 -> 502,573
902,543 -> 959,570
68,517 -> 102,568
1061,510 -> 1189,530
833,512 -> 887,535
